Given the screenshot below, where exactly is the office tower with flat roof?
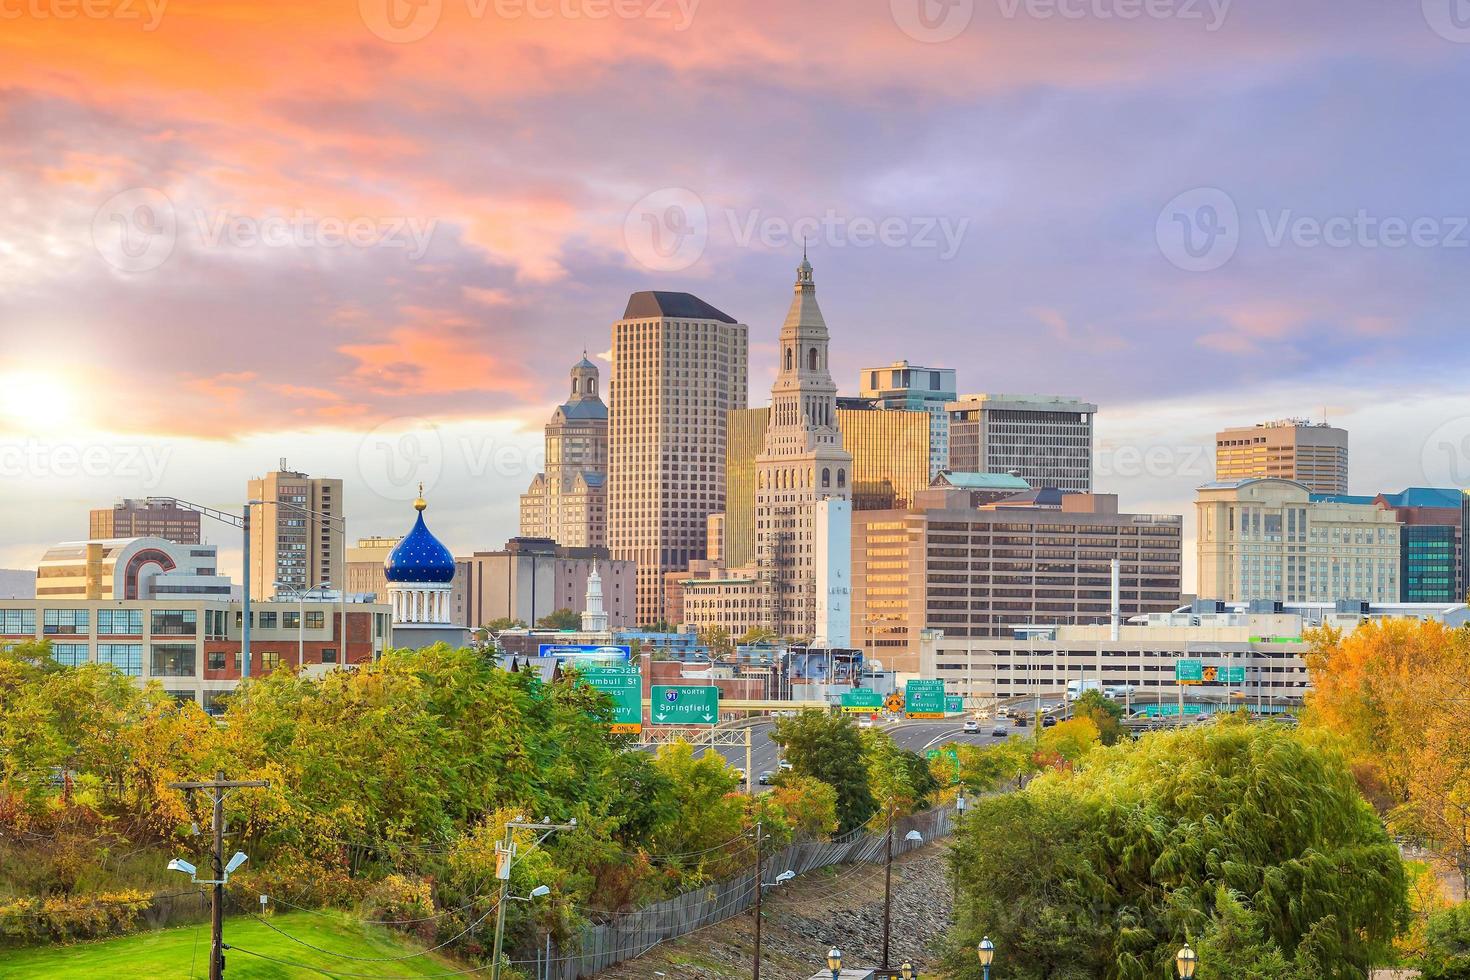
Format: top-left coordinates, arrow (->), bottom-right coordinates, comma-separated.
90,498 -> 201,544
345,535 -> 401,601
947,393 -> 1097,493
607,291 -> 748,625
850,486 -> 1183,672
520,355 -> 609,549
1215,419 -> 1348,494
859,360 -> 956,476
1196,478 -> 1399,603
246,465 -> 344,600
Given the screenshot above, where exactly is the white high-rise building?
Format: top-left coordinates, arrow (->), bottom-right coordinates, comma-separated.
754,254 -> 853,640
580,561 -> 609,634
608,292 -> 749,625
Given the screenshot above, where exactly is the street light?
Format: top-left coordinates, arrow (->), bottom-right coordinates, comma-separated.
826,946 -> 841,980
1175,943 -> 1197,978
978,936 -> 995,980
273,581 -> 306,669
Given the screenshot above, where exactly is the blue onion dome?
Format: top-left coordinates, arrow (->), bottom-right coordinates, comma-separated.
384,493 -> 455,584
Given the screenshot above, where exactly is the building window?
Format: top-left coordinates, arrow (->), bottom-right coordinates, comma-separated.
97,608 -> 144,635
150,644 -> 196,677
51,643 -> 89,667
259,611 -> 278,629
0,609 -> 36,635
305,611 -> 325,630
837,469 -> 846,488
151,610 -> 197,636
43,609 -> 90,635
822,468 -> 831,488
321,648 -> 338,664
98,643 -> 143,676
262,650 -> 282,672
808,347 -> 818,371
785,348 -> 793,371
283,611 -> 300,629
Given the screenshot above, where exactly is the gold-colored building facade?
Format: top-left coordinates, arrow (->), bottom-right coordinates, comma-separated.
724,406 -> 930,570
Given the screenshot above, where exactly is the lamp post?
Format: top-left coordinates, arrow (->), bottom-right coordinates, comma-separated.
273,581 -> 306,669
1175,943 -> 1197,979
977,936 -> 994,980
826,946 -> 841,980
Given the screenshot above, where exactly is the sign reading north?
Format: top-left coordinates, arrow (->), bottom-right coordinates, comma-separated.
540,644 -> 631,660
905,679 -> 945,718
575,664 -> 642,733
651,685 -> 719,725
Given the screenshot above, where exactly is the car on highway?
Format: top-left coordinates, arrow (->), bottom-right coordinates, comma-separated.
990,724 -> 1009,737
962,719 -> 980,733
779,760 -> 792,771
732,767 -> 746,782
758,770 -> 774,785
1042,715 -> 1057,728
1014,714 -> 1029,727
857,717 -> 874,729
995,706 -> 1010,718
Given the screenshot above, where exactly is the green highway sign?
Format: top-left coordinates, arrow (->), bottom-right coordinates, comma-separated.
1174,659 -> 1203,683
1143,703 -> 1204,717
841,688 -> 885,711
577,666 -> 642,733
1223,666 -> 1246,684
651,685 -> 719,726
905,679 -> 946,718
945,695 -> 964,714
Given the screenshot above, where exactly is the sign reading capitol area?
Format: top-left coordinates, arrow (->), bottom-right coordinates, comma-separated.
570,662 -> 643,735
905,679 -> 945,719
538,643 -> 631,660
840,688 -> 885,713
651,685 -> 720,725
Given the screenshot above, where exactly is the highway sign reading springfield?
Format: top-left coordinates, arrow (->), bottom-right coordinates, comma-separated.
650,685 -> 719,725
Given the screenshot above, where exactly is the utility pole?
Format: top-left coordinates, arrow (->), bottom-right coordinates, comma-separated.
167,771 -> 268,980
882,804 -> 893,972
490,818 -> 575,980
752,820 -> 764,980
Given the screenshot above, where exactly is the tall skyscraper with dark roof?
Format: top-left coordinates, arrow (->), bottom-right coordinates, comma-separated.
520,355 -> 609,549
608,291 -> 748,625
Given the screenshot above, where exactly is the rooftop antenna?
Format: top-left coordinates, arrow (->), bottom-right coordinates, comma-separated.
802,235 -> 808,262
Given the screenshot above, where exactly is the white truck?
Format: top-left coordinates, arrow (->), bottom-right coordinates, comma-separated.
1066,679 -> 1102,701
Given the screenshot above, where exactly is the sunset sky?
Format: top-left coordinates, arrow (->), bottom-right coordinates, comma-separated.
3,0 -> 1470,585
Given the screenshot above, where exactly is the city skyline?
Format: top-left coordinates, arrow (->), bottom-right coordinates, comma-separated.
6,1 -> 1470,584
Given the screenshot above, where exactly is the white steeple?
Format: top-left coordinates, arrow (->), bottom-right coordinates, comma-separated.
580,560 -> 609,633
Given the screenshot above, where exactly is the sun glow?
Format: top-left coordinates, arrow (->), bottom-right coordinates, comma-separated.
0,371 -> 86,432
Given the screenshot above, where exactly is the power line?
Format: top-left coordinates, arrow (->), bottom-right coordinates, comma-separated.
249,895 -> 501,963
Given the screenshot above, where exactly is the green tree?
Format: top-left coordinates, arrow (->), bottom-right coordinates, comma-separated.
483,616 -> 526,632
772,710 -> 875,833
646,741 -> 744,877
698,625 -> 733,659
946,720 -> 1408,979
536,608 -> 580,630
1071,689 -> 1124,745
1423,903 -> 1470,978
738,627 -> 777,646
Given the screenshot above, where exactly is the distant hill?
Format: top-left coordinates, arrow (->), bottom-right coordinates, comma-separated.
0,569 -> 35,599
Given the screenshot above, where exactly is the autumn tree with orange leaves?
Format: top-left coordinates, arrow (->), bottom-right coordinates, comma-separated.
1305,619 -> 1470,896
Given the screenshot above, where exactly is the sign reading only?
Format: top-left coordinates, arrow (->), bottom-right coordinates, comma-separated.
651,685 -> 719,725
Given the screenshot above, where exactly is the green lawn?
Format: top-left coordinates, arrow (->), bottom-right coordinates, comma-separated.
0,910 -> 469,978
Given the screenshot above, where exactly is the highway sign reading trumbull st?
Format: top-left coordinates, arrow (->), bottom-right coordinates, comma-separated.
651,685 -> 719,725
575,664 -> 642,734
905,679 -> 945,719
